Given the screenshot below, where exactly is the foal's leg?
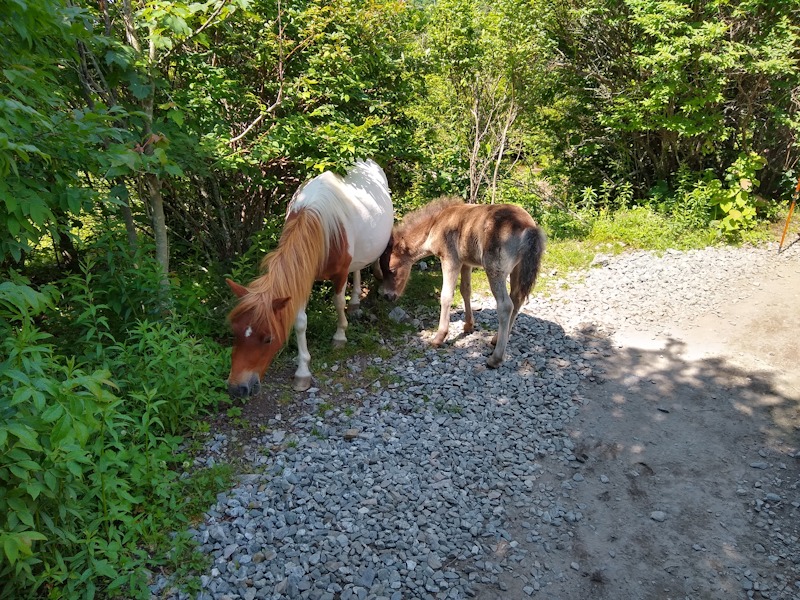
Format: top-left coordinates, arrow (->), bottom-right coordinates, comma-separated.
332,272 -> 349,348
487,270 -> 513,369
348,269 -> 362,315
508,264 -> 526,333
432,259 -> 461,346
293,303 -> 313,391
460,264 -> 474,333
489,268 -> 526,347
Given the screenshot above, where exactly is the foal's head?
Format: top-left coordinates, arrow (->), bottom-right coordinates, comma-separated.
379,233 -> 414,301
226,279 -> 291,397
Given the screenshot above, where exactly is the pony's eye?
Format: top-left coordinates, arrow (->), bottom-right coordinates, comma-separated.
262,335 -> 272,345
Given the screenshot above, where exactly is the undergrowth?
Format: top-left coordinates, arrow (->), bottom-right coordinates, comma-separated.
0,242 -> 233,599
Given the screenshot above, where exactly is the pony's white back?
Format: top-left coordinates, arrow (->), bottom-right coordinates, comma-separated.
289,160 -> 393,271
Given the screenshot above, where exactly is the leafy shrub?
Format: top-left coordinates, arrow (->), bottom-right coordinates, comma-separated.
0,271 -> 230,598
110,320 -> 228,433
709,152 -> 767,235
654,167 -> 717,230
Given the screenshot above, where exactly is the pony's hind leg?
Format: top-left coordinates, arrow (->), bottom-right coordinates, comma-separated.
487,271 -> 513,368
433,260 -> 461,346
332,272 -> 349,348
347,269 -> 363,315
293,303 -> 313,391
460,265 -> 474,333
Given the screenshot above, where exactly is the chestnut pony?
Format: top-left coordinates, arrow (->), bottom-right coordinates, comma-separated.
380,196 -> 545,368
226,159 -> 393,396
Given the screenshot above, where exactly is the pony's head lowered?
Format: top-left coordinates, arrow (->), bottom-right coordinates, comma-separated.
225,279 -> 292,397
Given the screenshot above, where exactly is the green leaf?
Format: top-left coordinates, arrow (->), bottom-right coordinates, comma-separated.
4,537 -> 19,564
6,424 -> 42,452
25,481 -> 45,500
41,403 -> 64,423
168,109 -> 184,126
65,461 -> 83,477
44,470 -> 58,491
3,194 -> 17,212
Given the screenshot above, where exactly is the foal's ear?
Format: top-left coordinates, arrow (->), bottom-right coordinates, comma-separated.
226,278 -> 249,298
272,297 -> 291,312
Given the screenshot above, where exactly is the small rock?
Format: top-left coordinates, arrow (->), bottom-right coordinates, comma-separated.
650,511 -> 667,522
343,428 -> 361,441
388,307 -> 408,323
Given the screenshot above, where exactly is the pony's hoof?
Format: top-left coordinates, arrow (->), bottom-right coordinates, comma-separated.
347,304 -> 363,317
332,338 -> 347,349
431,334 -> 447,347
293,376 -> 312,392
463,322 -> 474,334
486,355 -> 503,369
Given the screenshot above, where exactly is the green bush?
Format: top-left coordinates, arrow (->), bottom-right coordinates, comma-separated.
0,270 -> 230,598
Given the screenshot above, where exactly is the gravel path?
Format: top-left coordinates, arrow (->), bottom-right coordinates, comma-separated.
153,241 -> 800,600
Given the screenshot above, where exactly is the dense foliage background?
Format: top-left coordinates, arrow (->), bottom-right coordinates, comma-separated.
1,0 -> 797,597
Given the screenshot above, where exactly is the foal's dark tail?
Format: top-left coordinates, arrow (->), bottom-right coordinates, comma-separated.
518,226 -> 547,300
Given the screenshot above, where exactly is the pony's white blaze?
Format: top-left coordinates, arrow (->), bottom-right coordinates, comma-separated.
288,159 -> 393,272
244,326 -> 253,338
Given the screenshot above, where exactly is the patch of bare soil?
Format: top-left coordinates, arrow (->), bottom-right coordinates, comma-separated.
477,250 -> 800,600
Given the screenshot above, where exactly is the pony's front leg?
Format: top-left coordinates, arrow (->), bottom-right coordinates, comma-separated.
460,264 -> 474,333
487,271 -> 513,369
293,303 -> 313,391
332,273 -> 349,349
432,261 -> 460,346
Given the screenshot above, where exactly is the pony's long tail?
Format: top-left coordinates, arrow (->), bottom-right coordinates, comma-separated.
517,225 -> 547,300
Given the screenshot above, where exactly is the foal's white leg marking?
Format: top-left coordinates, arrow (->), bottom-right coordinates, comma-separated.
433,260 -> 461,346
294,303 -> 313,391
460,265 -> 474,333
332,283 -> 348,348
487,271 -> 513,368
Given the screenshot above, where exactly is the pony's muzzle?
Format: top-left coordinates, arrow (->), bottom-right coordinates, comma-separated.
227,374 -> 260,398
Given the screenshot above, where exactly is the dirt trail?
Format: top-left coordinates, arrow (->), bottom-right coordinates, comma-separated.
478,252 -> 800,600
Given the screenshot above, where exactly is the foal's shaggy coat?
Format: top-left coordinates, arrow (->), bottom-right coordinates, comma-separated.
380,196 -> 545,368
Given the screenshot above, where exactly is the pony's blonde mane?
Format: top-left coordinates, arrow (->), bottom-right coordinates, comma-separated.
396,196 -> 464,236
229,210 -> 327,341
287,170 -> 354,256
229,167 -> 366,340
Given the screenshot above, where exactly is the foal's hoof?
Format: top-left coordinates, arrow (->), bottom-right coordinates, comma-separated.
490,334 -> 498,347
332,338 -> 347,349
463,322 -> 474,334
431,332 -> 447,347
486,355 -> 503,369
293,375 -> 312,392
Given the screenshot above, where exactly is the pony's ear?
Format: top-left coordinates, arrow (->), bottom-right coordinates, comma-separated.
226,278 -> 249,298
272,297 -> 291,312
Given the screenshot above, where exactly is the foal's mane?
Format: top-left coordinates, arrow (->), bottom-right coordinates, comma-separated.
397,196 -> 464,235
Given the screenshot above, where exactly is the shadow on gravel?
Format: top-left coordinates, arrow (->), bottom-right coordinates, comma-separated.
466,311 -> 800,600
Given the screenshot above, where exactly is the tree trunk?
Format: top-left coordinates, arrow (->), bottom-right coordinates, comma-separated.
144,173 -> 169,282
